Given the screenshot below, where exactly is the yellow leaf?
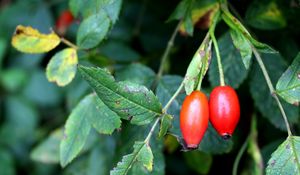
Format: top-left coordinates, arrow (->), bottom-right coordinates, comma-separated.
46,48 -> 78,86
12,25 -> 60,53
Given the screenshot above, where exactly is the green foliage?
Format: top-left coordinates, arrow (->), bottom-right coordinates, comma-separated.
209,32 -> 248,88
276,53 -> 300,105
183,151 -> 212,174
78,66 -> 162,125
250,53 -> 299,131
158,114 -> 173,138
0,149 -> 15,175
266,136 -> 300,174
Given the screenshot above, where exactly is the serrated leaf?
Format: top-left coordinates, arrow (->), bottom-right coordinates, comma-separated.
115,63 -> 155,88
11,25 -> 60,53
250,53 -> 299,131
87,94 -> 121,134
77,12 -> 110,49
46,48 -> 78,86
78,66 -> 162,125
60,95 -> 93,167
208,32 -> 248,88
230,29 -> 252,69
246,1 -> 286,30
156,75 -> 185,136
221,10 -> 277,53
184,33 -> 211,94
158,114 -> 173,138
31,128 -> 63,164
266,136 -> 300,175
111,141 -> 153,175
276,53 -> 300,105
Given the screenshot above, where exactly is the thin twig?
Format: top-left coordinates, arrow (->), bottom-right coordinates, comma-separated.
232,135 -> 250,175
61,37 -> 79,50
162,81 -> 184,113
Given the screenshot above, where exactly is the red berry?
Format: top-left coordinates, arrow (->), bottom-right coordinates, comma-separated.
180,91 -> 209,148
209,86 -> 240,139
56,10 -> 74,35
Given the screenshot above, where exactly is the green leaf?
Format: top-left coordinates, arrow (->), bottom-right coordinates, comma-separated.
246,1 -> 286,30
87,94 -> 121,134
111,141 -> 153,175
230,29 -> 252,69
31,128 -> 63,164
46,48 -> 78,86
184,33 -> 211,94
11,25 -> 60,53
183,151 -> 212,174
100,41 -> 140,62
156,75 -> 185,136
115,63 -> 155,88
77,12 -> 110,49
158,114 -> 173,138
0,148 -> 15,175
266,136 -> 300,175
250,53 -> 299,131
221,10 -> 277,53
0,69 -> 28,92
78,65 -> 162,125
60,95 -> 93,167
208,32 -> 248,88
198,124 -> 233,154
0,38 -> 7,69
276,53 -> 300,105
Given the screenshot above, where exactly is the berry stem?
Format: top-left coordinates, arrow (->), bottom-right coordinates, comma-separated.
209,10 -> 225,86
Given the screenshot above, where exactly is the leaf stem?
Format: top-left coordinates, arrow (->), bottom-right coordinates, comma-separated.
162,81 -> 184,113
209,11 -> 225,86
61,37 -> 79,50
154,21 -> 181,85
252,47 -> 292,136
145,117 -> 161,144
232,135 -> 250,175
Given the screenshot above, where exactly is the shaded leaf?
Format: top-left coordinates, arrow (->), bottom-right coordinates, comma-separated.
230,29 -> 252,69
60,95 -> 93,167
183,151 -> 212,174
250,53 -> 299,131
246,1 -> 286,30
0,148 -> 15,175
184,33 -> 211,94
46,48 -> 78,86
0,38 -> 7,69
266,136 -> 300,175
158,114 -> 173,138
31,128 -> 63,164
111,141 -> 153,175
0,69 -> 28,92
276,53 -> 300,105
87,94 -> 121,134
77,12 -> 110,49
208,32 -> 248,88
11,25 -> 60,53
78,66 -> 162,125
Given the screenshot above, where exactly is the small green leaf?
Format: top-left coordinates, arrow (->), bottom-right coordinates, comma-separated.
11,25 -> 60,53
250,53 -> 299,131
158,114 -> 173,138
208,32 -> 248,88
115,63 -> 155,88
266,136 -> 300,175
31,128 -> 63,164
0,69 -> 28,92
78,66 -> 162,125
230,29 -> 252,69
183,151 -> 212,174
60,95 -> 93,167
77,12 -> 110,49
221,10 -> 277,53
184,33 -> 211,94
246,1 -> 286,30
276,53 -> 300,105
87,94 -> 121,135
111,141 -> 153,175
46,48 -> 78,86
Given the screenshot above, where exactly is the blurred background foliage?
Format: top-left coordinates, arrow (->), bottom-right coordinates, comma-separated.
0,0 -> 299,174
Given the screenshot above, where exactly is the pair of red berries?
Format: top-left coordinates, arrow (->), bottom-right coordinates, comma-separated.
180,86 -> 240,149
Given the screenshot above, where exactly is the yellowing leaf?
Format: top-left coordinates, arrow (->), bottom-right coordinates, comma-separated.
12,25 -> 60,53
46,48 -> 78,86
